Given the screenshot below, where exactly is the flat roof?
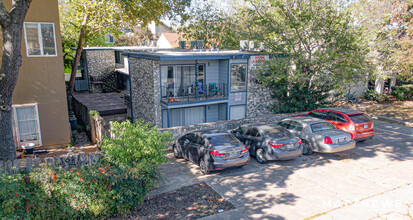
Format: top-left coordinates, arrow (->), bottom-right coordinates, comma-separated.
124,49 -> 264,61
72,93 -> 127,116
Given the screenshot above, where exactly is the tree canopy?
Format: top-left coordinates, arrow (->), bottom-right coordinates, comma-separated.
59,0 -> 189,92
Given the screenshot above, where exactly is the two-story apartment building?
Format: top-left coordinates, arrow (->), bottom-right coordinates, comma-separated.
1,0 -> 71,147
76,47 -> 275,128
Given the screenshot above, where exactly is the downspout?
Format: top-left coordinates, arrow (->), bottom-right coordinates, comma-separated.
128,55 -> 134,123
195,60 -> 198,100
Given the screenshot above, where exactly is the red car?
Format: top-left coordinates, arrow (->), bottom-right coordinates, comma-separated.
300,108 -> 375,142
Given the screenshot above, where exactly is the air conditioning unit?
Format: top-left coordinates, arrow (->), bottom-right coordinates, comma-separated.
179,41 -> 186,49
240,40 -> 249,50
196,40 -> 204,49
190,41 -> 196,49
249,41 -> 255,50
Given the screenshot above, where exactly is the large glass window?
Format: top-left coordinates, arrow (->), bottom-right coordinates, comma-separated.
24,22 -> 57,56
231,64 -> 247,92
161,65 -> 204,98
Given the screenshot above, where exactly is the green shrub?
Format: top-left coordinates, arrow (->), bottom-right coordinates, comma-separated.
364,89 -> 390,103
101,120 -> 172,169
391,84 -> 413,101
364,89 -> 377,101
0,120 -> 172,219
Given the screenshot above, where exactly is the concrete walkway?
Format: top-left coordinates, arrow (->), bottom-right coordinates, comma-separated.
152,120 -> 413,220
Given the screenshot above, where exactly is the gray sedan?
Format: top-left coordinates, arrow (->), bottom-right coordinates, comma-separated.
278,117 -> 356,155
231,123 -> 302,164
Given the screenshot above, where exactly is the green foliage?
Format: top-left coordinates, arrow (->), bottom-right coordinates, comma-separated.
89,110 -> 100,120
101,120 -> 172,169
176,1 -> 242,49
364,89 -> 378,101
391,84 -> 413,101
0,120 -> 171,219
252,0 -> 369,113
364,89 -> 390,103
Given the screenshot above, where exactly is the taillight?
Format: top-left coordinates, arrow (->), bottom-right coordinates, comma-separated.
371,122 -> 374,129
350,133 -> 354,140
324,136 -> 333,144
241,146 -> 249,154
210,150 -> 225,156
269,142 -> 284,148
349,124 -> 355,131
298,139 -> 302,145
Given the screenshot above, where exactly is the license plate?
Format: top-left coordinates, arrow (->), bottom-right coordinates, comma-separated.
338,138 -> 346,143
228,152 -> 239,158
363,124 -> 368,129
286,144 -> 295,150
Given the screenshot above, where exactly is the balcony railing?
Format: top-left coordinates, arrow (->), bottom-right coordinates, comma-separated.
161,83 -> 227,103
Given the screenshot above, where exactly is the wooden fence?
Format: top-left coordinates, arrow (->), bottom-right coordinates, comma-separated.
0,152 -> 100,175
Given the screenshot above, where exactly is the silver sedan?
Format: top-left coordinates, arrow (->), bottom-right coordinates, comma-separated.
278,117 -> 356,155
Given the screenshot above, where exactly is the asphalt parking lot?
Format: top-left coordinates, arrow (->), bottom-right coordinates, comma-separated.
153,120 -> 413,220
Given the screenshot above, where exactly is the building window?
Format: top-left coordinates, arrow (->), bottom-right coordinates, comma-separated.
230,105 -> 246,120
105,34 -> 115,43
24,22 -> 57,57
231,64 -> 247,92
12,104 -> 42,147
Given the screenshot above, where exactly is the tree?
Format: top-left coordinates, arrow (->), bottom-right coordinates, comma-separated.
176,0 -> 256,49
0,0 -> 32,161
113,26 -> 154,46
247,0 -> 370,113
61,0 -> 189,93
391,0 -> 413,81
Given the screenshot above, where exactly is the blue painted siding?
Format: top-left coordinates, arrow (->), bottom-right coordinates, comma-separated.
206,104 -> 219,122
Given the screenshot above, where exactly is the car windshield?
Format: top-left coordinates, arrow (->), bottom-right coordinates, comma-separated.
310,122 -> 335,132
264,128 -> 292,138
349,114 -> 371,123
207,134 -> 239,146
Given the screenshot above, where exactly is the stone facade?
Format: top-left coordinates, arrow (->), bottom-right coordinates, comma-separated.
86,50 -> 116,93
129,57 -> 162,127
247,55 -> 278,117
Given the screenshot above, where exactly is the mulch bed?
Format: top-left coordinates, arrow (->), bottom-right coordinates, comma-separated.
126,182 -> 235,220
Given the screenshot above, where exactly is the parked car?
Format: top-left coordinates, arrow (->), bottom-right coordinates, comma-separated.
299,108 -> 375,142
172,130 -> 250,174
231,123 -> 302,164
278,117 -> 356,155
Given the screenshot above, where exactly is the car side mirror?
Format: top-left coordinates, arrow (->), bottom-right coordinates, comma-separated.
184,139 -> 190,144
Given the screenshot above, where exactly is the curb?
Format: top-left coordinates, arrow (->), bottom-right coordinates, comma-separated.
369,114 -> 413,128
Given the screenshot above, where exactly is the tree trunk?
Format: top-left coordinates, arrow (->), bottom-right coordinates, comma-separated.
67,26 -> 87,93
0,1 -> 32,161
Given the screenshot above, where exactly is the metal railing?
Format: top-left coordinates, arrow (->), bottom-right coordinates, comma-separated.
161,83 -> 227,103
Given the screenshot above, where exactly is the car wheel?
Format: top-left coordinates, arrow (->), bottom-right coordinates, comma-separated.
173,144 -> 182,158
199,158 -> 209,175
255,148 -> 268,164
302,140 -> 313,155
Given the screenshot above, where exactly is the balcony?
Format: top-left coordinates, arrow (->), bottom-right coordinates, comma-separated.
161,82 -> 227,103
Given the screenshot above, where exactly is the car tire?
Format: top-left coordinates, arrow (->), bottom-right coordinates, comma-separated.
199,158 -> 209,175
255,148 -> 268,164
173,144 -> 182,158
302,140 -> 313,155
